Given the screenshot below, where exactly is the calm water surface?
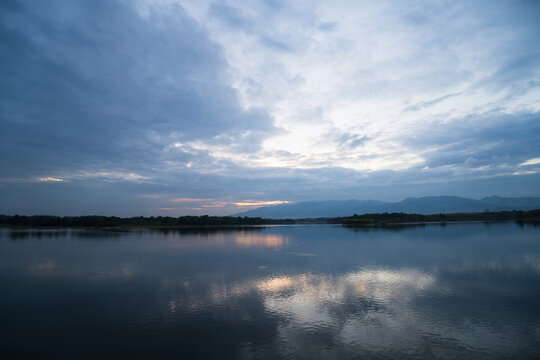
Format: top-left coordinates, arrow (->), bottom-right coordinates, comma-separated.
1,223 -> 540,359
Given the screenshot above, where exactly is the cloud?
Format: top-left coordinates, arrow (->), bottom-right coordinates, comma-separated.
208,3 -> 252,30
260,36 -> 291,52
1,0 -> 539,215
37,177 -> 64,182
405,111 -> 540,171
403,92 -> 461,112
0,0 -> 276,179
317,21 -> 338,32
520,158 -> 540,166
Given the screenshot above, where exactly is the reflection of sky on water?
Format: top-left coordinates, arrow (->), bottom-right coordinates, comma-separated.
1,224 -> 540,359
236,233 -> 287,249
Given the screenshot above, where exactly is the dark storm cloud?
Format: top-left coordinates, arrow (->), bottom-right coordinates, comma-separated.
0,0 -> 275,179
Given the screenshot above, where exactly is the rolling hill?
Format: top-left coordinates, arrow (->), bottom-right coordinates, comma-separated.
234,196 -> 540,219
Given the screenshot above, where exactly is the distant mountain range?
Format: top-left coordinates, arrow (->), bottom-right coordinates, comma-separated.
233,196 -> 540,219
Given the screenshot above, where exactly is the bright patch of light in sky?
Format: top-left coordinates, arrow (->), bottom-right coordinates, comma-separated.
177,0 -> 540,174
520,158 -> 540,166
37,177 -> 64,182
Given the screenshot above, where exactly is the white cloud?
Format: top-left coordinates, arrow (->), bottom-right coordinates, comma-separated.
37,177 -> 65,182
177,0 -> 540,173
520,158 -> 540,166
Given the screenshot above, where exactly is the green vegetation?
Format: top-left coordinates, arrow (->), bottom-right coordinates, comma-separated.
340,209 -> 540,227
0,215 -> 294,228
1,210 -> 538,229
515,209 -> 540,222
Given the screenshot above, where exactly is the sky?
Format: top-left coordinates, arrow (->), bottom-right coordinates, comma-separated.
1,0 -> 539,216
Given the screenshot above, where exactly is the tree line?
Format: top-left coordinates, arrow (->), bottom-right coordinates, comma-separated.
340,209 -> 540,226
1,209 -> 538,228
0,214 -> 294,228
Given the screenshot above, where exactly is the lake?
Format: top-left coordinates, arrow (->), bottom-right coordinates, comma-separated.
1,222 -> 540,359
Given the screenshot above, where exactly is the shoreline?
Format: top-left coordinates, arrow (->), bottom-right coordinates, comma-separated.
1,210 -> 539,229
2,218 -> 539,230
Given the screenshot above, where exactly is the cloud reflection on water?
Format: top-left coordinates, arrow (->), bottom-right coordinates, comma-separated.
257,269 -> 435,339
160,231 -> 288,250
236,233 -> 287,249
5,225 -> 540,359
28,259 -> 57,277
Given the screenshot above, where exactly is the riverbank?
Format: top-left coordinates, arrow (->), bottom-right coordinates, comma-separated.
339,209 -> 540,227
1,210 -> 538,229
